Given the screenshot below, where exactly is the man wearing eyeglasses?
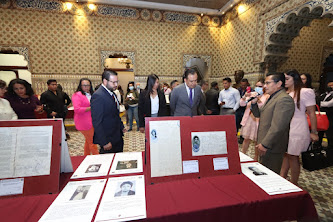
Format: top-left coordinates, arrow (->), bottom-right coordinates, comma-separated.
91,69 -> 127,153
251,73 -> 295,174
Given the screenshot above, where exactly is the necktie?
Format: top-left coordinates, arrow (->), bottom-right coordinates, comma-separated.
111,93 -> 119,110
189,88 -> 193,106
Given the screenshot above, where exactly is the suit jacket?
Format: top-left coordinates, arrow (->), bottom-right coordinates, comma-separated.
170,83 -> 203,116
251,89 -> 295,153
138,89 -> 167,127
205,88 -> 220,112
72,91 -> 93,131
91,86 -> 124,147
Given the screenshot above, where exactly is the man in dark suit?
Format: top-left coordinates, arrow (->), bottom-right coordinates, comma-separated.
205,81 -> 220,115
251,73 -> 295,173
170,69 -> 204,116
91,69 -> 126,154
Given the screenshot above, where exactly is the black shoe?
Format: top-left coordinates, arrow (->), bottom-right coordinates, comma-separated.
238,136 -> 244,144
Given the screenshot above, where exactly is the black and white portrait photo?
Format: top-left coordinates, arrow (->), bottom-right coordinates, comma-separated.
69,185 -> 91,201
114,181 -> 136,197
85,164 -> 101,173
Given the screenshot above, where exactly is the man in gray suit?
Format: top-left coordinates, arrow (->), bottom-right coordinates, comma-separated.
170,69 -> 204,116
251,73 -> 295,174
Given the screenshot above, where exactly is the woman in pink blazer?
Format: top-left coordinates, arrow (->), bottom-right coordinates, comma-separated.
72,78 -> 98,155
239,79 -> 269,161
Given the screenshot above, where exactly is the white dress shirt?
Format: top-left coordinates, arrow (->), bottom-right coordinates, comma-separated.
150,95 -> 159,115
218,87 -> 241,111
85,92 -> 91,102
102,84 -> 120,110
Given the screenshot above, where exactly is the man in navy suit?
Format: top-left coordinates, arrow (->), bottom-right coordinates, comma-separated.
91,69 -> 126,153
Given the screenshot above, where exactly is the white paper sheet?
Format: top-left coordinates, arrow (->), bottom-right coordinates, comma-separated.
94,175 -> 146,222
0,128 -> 16,179
213,157 -> 229,170
71,154 -> 114,179
39,179 -> 106,222
110,152 -> 143,175
0,178 -> 24,196
183,160 -> 199,174
15,126 -> 53,177
0,126 -> 53,179
149,120 -> 182,177
241,162 -> 302,195
239,151 -> 254,162
191,131 -> 227,156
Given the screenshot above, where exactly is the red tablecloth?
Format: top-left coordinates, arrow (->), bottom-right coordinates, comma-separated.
0,156 -> 318,222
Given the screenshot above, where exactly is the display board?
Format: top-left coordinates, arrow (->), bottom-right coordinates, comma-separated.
0,119 -> 63,197
145,115 -> 241,184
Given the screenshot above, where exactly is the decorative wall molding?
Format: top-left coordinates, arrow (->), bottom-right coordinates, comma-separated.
14,0 -> 63,12
208,72 -> 264,87
32,73 -> 101,96
97,5 -> 139,19
183,54 -> 212,78
163,11 -> 201,25
5,0 -> 221,27
0,45 -> 31,71
0,0 -> 11,8
100,50 -> 136,73
134,75 -> 183,88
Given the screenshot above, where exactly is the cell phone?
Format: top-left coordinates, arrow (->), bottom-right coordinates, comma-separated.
246,86 -> 251,93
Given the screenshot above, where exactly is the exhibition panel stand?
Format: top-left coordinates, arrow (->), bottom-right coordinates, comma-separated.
0,119 -> 71,197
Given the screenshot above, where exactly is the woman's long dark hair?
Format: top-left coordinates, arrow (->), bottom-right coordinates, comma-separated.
76,78 -> 94,95
145,74 -> 160,97
127,81 -> 135,93
301,73 -> 313,88
6,78 -> 35,97
285,69 -> 303,109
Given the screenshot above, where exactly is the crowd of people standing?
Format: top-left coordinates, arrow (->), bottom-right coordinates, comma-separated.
1,67 -> 332,186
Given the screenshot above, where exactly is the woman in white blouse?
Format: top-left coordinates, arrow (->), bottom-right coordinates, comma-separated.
138,74 -> 167,133
0,80 -> 18,120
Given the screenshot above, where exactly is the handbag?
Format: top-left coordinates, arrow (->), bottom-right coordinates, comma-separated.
306,104 -> 329,131
301,143 -> 333,171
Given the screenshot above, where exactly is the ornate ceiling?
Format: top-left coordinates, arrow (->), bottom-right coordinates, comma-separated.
73,0 -> 239,15
138,0 -> 230,10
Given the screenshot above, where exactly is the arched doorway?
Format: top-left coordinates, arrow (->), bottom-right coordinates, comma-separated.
262,3 -> 333,70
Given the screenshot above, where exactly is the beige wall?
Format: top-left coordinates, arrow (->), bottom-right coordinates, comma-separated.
0,8 -> 222,77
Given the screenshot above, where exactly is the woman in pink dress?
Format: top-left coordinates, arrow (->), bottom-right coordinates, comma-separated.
280,70 -> 318,185
240,79 -> 269,161
72,78 -> 99,155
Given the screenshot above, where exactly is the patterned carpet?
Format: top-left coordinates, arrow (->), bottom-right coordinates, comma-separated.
66,119 -> 333,221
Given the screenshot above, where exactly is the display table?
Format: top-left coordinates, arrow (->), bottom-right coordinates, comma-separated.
0,156 -> 318,222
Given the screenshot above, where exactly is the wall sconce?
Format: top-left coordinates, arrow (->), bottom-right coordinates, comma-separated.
65,2 -> 73,11
88,4 -> 96,11
237,4 -> 247,15
118,58 -> 132,69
